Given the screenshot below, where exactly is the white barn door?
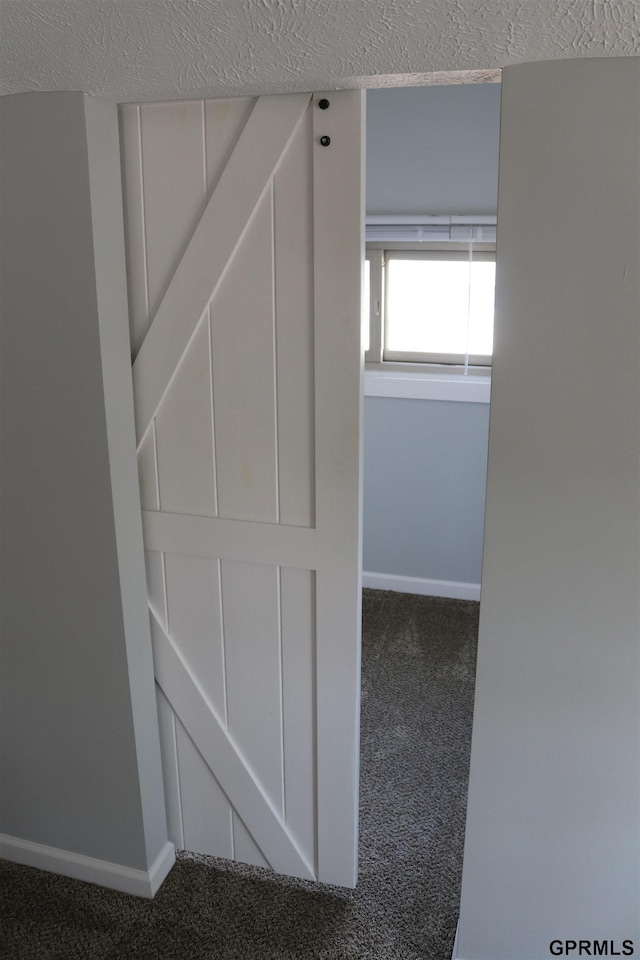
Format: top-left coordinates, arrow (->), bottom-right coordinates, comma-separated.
119,92 -> 363,887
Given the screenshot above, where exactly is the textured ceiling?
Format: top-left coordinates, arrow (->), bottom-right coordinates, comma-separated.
0,0 -> 638,103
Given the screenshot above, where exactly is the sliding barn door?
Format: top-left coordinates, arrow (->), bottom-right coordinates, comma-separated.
119,92 -> 363,887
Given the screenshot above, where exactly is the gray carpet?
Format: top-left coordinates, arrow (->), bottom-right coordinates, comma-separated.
0,590 -> 478,960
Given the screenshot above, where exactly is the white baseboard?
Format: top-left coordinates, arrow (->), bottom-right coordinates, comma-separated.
362,571 -> 481,602
0,833 -> 175,898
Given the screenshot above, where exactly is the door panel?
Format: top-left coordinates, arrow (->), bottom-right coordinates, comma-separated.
154,320 -> 217,516
163,552 -> 225,718
221,559 -> 284,815
210,188 -> 279,523
176,717 -> 233,859
120,91 -> 363,887
140,100 -> 208,326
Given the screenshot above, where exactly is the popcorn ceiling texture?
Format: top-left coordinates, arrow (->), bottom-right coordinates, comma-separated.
0,0 -> 638,102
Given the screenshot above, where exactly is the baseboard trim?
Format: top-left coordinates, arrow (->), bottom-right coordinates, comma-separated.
0,834 -> 175,898
362,571 -> 481,602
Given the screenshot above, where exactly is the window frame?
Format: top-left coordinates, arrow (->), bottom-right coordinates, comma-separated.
365,240 -> 496,374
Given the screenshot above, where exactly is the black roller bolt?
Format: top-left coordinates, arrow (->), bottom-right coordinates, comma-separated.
320,135 -> 331,146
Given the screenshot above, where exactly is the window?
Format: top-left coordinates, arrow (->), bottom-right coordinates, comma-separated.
365,218 -> 497,371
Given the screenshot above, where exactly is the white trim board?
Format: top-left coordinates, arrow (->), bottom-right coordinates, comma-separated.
362,572 -> 481,602
0,834 -> 176,898
364,370 -> 491,403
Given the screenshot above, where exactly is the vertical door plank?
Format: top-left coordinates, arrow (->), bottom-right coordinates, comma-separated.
221,560 -> 284,818
145,550 -> 166,626
154,320 -> 217,517
205,97 -> 256,193
164,552 -> 227,723
156,687 -> 184,849
233,814 -> 270,869
119,104 -> 149,359
176,720 -> 234,858
281,567 -> 317,871
274,105 -> 316,529
203,96 -> 258,498
139,100 -> 207,324
211,189 -> 279,523
137,425 -> 158,510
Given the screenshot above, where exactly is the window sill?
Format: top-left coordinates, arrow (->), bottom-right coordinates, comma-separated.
364,366 -> 491,403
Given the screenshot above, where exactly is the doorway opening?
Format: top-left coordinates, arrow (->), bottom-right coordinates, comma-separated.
358,79 -> 501,956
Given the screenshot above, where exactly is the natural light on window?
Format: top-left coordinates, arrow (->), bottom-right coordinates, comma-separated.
385,258 -> 496,360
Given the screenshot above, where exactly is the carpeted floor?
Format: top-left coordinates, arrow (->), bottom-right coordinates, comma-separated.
0,590 -> 478,960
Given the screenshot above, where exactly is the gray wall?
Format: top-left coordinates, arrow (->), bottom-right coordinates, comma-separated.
457,59 -> 640,959
0,92 -> 168,872
363,398 -> 489,585
363,84 -> 499,590
366,84 -> 501,216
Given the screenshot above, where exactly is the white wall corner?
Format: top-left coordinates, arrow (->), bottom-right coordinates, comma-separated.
0,834 -> 176,899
